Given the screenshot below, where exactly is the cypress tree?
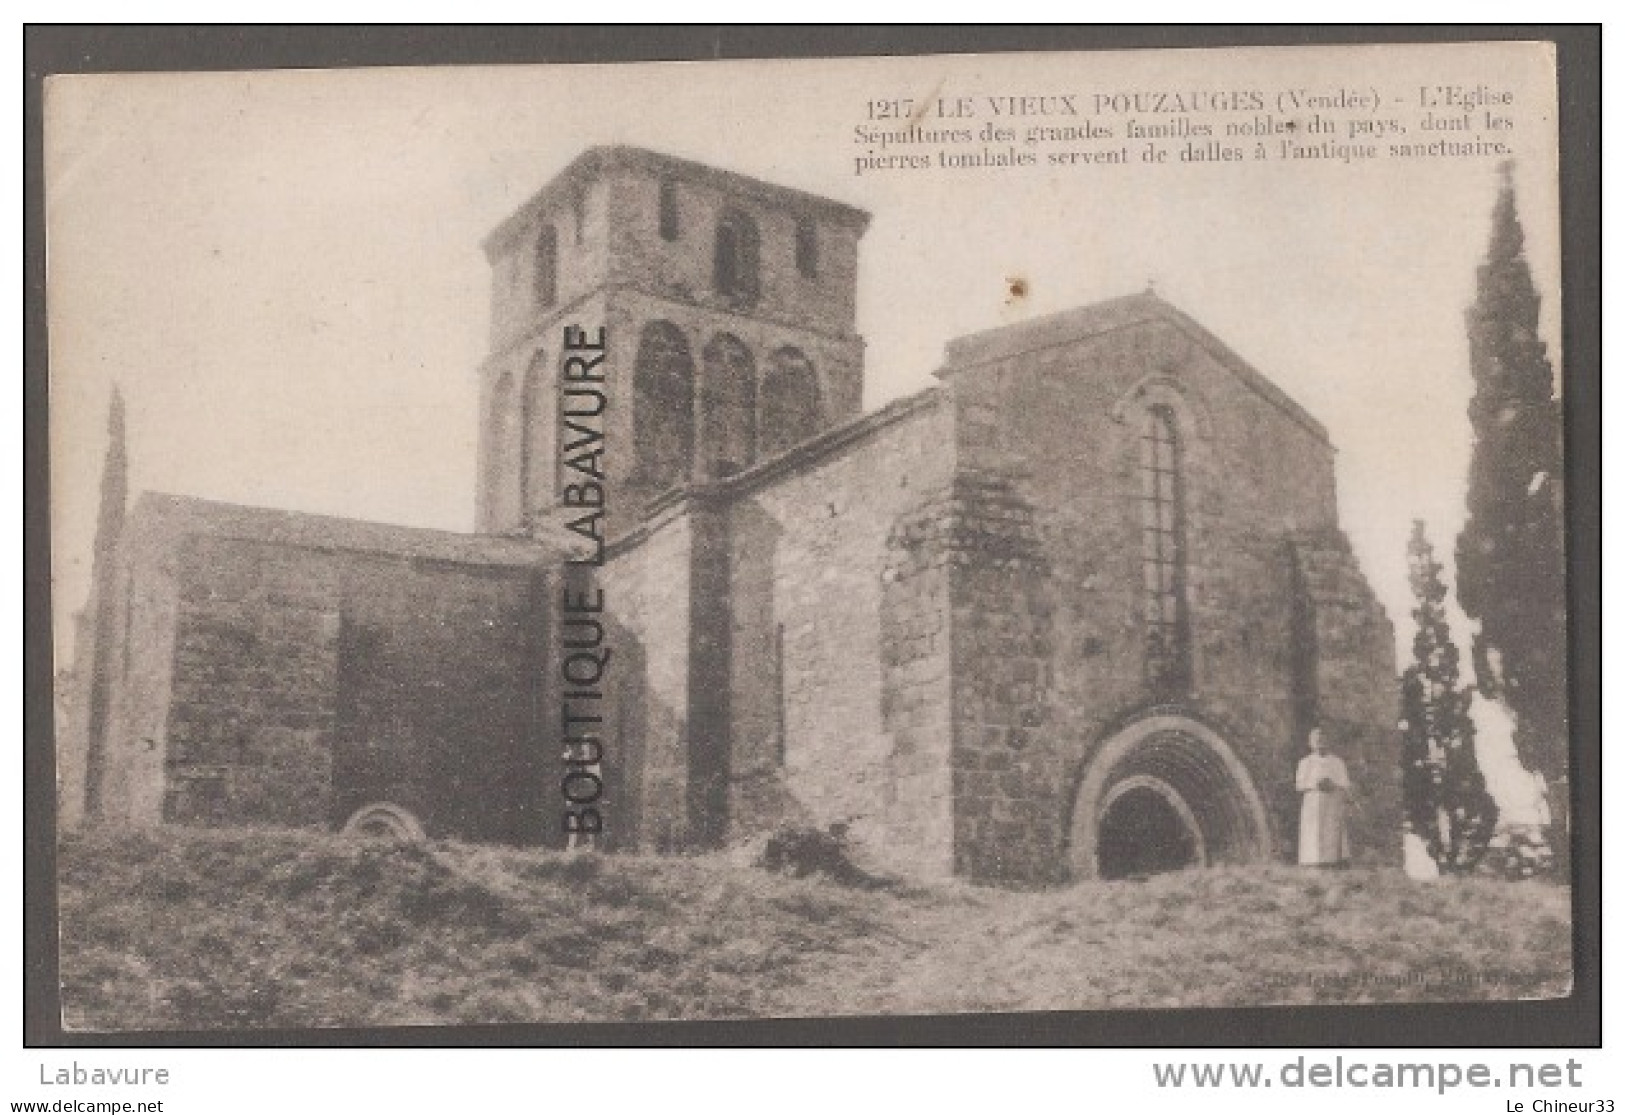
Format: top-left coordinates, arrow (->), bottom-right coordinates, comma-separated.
1454,164 -> 1567,840
1400,521 -> 1499,874
75,386 -> 128,819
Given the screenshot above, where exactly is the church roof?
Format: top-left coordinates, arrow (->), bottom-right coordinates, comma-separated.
484,145 -> 871,258
938,292 -> 1329,444
125,492 -> 555,567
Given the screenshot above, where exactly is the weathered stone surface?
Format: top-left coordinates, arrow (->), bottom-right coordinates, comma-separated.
74,495 -> 554,843
719,394 -> 957,876
476,147 -> 869,535
1288,529 -> 1401,861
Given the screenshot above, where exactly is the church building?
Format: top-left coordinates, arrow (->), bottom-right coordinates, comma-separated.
60,146 -> 1400,885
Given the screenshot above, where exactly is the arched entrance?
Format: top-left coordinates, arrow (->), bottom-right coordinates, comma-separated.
1069,713 -> 1270,880
1096,775 -> 1206,878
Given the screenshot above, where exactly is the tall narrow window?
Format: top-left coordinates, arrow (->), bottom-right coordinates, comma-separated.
535,223 -> 558,309
519,353 -> 548,517
489,371 -> 522,529
795,217 -> 818,279
714,209 -> 760,304
632,321 -> 695,491
658,180 -> 680,241
1140,405 -> 1191,691
571,193 -> 586,244
761,347 -> 819,456
701,334 -> 757,477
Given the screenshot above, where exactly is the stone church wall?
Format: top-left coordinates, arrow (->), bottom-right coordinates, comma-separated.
938,300 -> 1396,876
596,507 -> 700,852
165,536 -> 547,842
600,159 -> 865,340
593,299 -> 1398,881
722,393 -> 958,877
478,148 -> 870,536
68,147 -> 1407,887
80,498 -> 552,844
934,470 -> 1062,885
1290,530 -> 1402,860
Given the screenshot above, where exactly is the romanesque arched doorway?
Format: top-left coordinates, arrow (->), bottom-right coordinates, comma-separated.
1069,713 -> 1270,880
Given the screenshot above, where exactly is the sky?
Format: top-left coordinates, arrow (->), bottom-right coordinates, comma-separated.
44,42 -> 1564,820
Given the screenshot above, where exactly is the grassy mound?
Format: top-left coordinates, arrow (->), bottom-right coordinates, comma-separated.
56,826 -> 1572,1031
879,865 -> 1572,1014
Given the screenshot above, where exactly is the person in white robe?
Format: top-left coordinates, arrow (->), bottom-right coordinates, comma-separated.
1296,727 -> 1351,867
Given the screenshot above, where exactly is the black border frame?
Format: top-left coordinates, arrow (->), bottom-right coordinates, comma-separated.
22,23 -> 1602,1049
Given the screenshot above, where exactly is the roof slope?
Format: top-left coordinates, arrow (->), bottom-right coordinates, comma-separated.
126,493 -> 556,567
939,292 -> 1328,444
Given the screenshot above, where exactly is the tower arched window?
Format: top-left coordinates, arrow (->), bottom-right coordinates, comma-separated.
795,217 -> 818,279
632,321 -> 695,492
1140,405 -> 1191,692
535,223 -> 558,309
761,347 -> 820,456
701,334 -> 757,477
658,180 -> 680,241
713,209 -> 760,304
489,371 -> 522,529
519,352 -> 548,517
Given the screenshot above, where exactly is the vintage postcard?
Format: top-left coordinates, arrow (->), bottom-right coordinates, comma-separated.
43,38 -> 1577,1033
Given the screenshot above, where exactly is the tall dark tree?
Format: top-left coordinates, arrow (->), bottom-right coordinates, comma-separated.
1454,164 -> 1567,828
1401,521 -> 1499,874
76,386 -> 128,818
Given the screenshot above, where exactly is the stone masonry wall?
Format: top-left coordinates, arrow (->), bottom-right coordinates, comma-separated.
596,509 -> 697,852
478,288 -> 617,536
723,394 -> 957,876
875,483 -> 957,878
1291,530 -> 1401,862
941,300 -> 1391,875
935,471 -> 1059,886
84,500 -> 555,844
160,535 -> 549,842
601,287 -> 866,533
480,149 -> 869,536
488,173 -> 611,357
685,500 -> 733,848
166,586 -> 340,827
604,163 -> 865,342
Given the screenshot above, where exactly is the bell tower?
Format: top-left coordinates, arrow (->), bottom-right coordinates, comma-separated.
474,146 -> 870,535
